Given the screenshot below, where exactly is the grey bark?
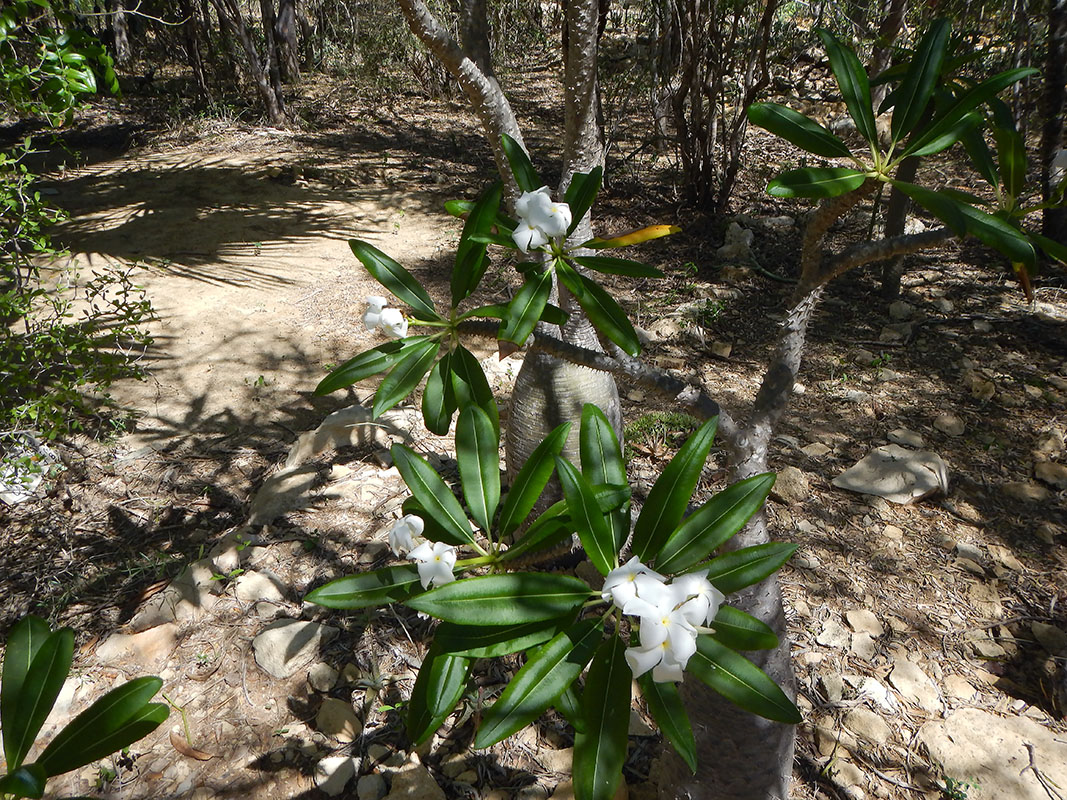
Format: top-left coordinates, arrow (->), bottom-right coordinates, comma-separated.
275,0 -> 301,82
1041,0 -> 1067,244
210,0 -> 286,124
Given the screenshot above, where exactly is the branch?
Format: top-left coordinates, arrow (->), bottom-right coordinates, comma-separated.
820,227 -> 954,284
795,181 -> 878,298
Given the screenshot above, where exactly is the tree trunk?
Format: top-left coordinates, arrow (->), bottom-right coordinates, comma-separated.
880,154 -> 919,298
259,0 -> 286,107
868,0 -> 908,110
1041,0 -> 1067,244
211,0 -> 286,124
275,0 -> 301,82
110,0 -> 131,65
179,0 -> 211,101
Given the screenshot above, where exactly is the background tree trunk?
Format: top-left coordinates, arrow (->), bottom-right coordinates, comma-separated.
1041,0 -> 1067,244
275,0 -> 301,82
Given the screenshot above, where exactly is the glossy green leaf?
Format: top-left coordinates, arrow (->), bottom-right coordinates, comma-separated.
392,444 -> 476,547
654,473 -> 775,574
372,338 -> 440,418
579,404 -> 628,561
687,635 -> 801,723
638,674 -> 696,773
469,231 -> 518,248
631,417 -> 718,562
1033,232 -> 1067,264
746,103 -> 853,158
6,628 -> 73,771
503,483 -> 631,564
450,344 -> 499,434
315,337 -> 430,395
422,352 -> 457,435
2,616 -> 51,769
456,405 -> 500,532
905,111 -> 981,157
458,303 -> 507,321
571,255 -> 663,278
403,497 -> 465,547
502,133 -> 540,193
960,127 -> 1000,187
305,564 -> 424,609
556,259 -> 641,356
573,636 -> 630,800
474,619 -> 602,748
703,542 -> 798,594
994,124 -> 1026,199
540,303 -> 570,326
904,67 -> 1037,157
556,457 -> 616,576
350,240 -> 438,320
891,19 -> 950,143
497,422 -> 572,538
434,618 -> 567,658
499,268 -> 553,349
0,763 -> 46,798
407,646 -> 471,746
564,167 -> 603,234
37,677 -> 168,776
405,573 -> 591,625
453,182 -> 503,306
767,167 -> 868,199
816,29 -> 878,147
710,606 -> 779,651
555,684 -> 586,733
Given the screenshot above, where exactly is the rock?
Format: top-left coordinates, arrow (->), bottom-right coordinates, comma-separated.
127,561 -> 222,632
234,570 -> 286,602
881,524 -> 904,541
879,323 -> 911,342
856,677 -> 897,712
648,318 -> 681,340
831,758 -> 868,799
831,444 -> 949,504
852,348 -> 877,365
801,442 -> 831,458
850,632 -> 877,660
252,619 -> 339,679
710,340 -> 733,358
314,756 -> 358,796
308,662 -> 339,692
1031,622 -> 1067,654
888,301 -> 914,321
248,465 -> 320,526
919,709 -> 1067,800
954,542 -> 983,563
933,413 -> 965,436
358,774 -> 387,800
845,609 -> 885,637
455,770 -> 479,784
1002,481 -> 1051,503
843,707 -> 892,745
1035,461 -> 1067,489
816,618 -> 851,649
716,221 -> 753,260
316,698 -> 362,742
943,674 -> 977,702
888,657 -> 940,712
96,623 -> 178,670
1034,428 -> 1065,460
933,297 -> 955,313
550,780 -> 627,800
1036,523 -> 1061,543
439,753 -> 467,778
285,405 -> 411,469
770,466 -> 809,505
384,754 -> 446,800
820,673 -> 845,702
538,747 -> 573,774
763,215 -> 795,230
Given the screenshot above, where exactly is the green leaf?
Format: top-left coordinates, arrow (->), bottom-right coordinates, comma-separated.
2,616 -> 52,769
468,231 -> 518,248
710,606 -> 779,651
315,337 -> 430,395
994,123 -> 1026,199
540,303 -> 570,326
497,422 -> 572,538
458,303 -> 507,321
816,29 -> 878,147
474,619 -> 603,748
687,635 -> 801,724
305,564 -> 424,609
372,338 -> 440,418
653,473 -> 775,574
350,240 -> 438,320
905,111 -> 981,157
406,646 -> 471,746
405,573 -> 591,625
891,19 -> 950,144
638,674 -> 696,773
503,484 -> 630,564
555,684 -> 586,733
703,542 -> 798,595
6,628 -> 73,771
746,103 -> 853,158
904,67 -> 1038,157
573,635 -> 630,800
579,404 -> 628,562
564,167 -> 603,234
556,259 -> 641,356
499,268 -> 553,349
453,182 -> 503,306
456,405 -> 500,533
37,677 -> 168,777
960,127 -> 1000,187
403,497 -> 465,547
450,344 -> 498,435
444,199 -> 473,217
501,133 -> 541,193
392,444 -> 476,547
434,618 -> 568,658
422,351 -> 457,435
632,418 -> 718,562
1033,232 -> 1067,264
767,167 -> 868,199
0,764 -> 46,798
555,457 -> 616,576
571,255 -> 664,278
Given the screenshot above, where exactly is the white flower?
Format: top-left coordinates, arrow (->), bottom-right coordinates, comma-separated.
670,570 -> 725,627
621,575 -> 704,683
624,626 -> 698,683
602,556 -> 666,611
513,221 -> 550,254
1052,149 -> 1067,187
511,186 -> 572,252
363,296 -> 388,330
378,307 -> 408,338
388,514 -> 424,556
407,541 -> 457,589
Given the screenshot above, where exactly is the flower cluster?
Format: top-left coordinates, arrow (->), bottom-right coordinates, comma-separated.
602,557 -> 724,683
363,295 -> 408,338
511,187 -> 572,253
388,514 -> 456,589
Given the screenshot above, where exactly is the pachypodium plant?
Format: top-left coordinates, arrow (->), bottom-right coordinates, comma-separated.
0,616 -> 168,799
309,137 -> 798,800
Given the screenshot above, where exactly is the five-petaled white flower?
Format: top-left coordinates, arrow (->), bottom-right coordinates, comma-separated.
407,541 -> 457,589
378,307 -> 408,338
512,186 -> 572,253
670,570 -> 725,628
363,295 -> 388,331
388,514 -> 424,556
601,556 -> 666,611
